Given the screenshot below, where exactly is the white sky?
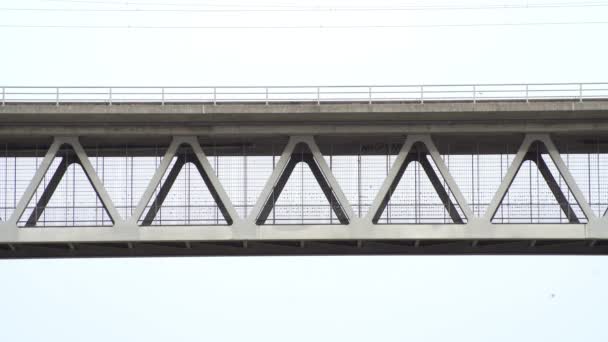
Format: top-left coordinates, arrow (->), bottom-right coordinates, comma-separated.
1,0 -> 608,85
1,0 -> 608,341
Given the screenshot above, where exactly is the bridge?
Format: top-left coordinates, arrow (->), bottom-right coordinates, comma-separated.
1,83 -> 608,257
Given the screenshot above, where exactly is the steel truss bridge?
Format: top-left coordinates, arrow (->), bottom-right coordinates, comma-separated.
2,83 -> 608,258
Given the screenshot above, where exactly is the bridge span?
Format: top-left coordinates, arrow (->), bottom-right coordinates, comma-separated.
2,83 -> 608,257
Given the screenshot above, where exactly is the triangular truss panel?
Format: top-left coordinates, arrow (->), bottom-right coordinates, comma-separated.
366,135 -> 473,224
135,139 -> 238,226
482,134 -> 596,224
371,142 -> 468,224
267,161 -> 340,224
16,142 -> 119,227
251,138 -> 354,225
492,141 -> 588,224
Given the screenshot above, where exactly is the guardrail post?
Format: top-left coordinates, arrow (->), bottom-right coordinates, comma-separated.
55,87 -> 59,106
525,84 -> 529,103
368,87 -> 372,104
161,87 -> 165,105
213,87 -> 217,105
109,87 -> 112,106
579,83 -> 583,102
317,87 -> 320,105
1,87 -> 5,106
265,87 -> 269,105
473,85 -> 476,104
420,85 -> 424,104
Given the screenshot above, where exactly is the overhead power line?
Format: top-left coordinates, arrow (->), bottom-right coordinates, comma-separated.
43,0 -> 311,8
1,21 -> 607,29
8,2 -> 608,12
38,0 -> 608,8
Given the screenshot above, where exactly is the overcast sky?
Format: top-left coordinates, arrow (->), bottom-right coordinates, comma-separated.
1,0 -> 608,341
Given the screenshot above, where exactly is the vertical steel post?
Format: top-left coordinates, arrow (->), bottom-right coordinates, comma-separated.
579,83 -> 583,102
161,87 -> 165,105
265,87 -> 269,105
473,85 -> 476,104
420,85 -> 424,104
1,87 -> 4,106
213,87 -> 217,105
317,87 -> 320,105
109,87 -> 112,106
368,87 -> 372,104
55,87 -> 59,106
525,84 -> 529,103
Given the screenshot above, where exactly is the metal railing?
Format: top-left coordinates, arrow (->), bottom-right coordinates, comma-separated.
1,83 -> 608,105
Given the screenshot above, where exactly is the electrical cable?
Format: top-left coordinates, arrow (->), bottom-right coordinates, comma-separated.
0,21 -> 606,29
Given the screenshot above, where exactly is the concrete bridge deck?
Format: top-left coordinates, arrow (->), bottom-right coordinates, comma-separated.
1,100 -> 608,137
